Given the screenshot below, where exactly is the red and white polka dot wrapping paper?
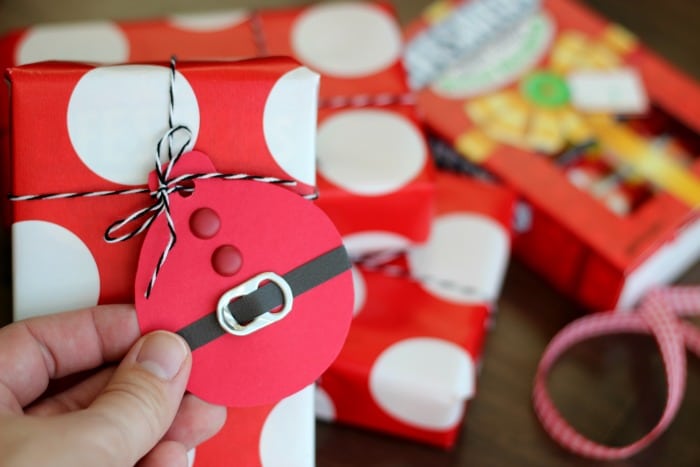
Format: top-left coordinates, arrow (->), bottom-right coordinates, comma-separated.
316,171 -> 515,448
1,2 -> 434,249
315,104 -> 434,252
189,385 -> 315,467
9,58 -> 318,320
258,2 -> 436,249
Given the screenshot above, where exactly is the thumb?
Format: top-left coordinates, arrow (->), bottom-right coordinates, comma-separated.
71,331 -> 192,466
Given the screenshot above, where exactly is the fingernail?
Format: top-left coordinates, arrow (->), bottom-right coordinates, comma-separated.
136,332 -> 189,381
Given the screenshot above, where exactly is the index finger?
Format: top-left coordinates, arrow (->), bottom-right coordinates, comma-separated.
0,304 -> 140,409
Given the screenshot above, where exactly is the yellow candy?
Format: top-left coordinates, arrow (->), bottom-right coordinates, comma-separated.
456,130 -> 496,163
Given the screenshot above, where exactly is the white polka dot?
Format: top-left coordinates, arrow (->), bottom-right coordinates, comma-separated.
343,231 -> 411,257
370,337 -> 474,430
318,110 -> 426,195
169,9 -> 249,32
314,385 -> 336,421
291,2 -> 402,77
260,385 -> 314,467
67,65 -> 200,186
12,221 -> 100,320
408,213 -> 509,304
263,67 -> 319,187
187,449 -> 196,467
350,266 -> 366,316
16,21 -> 129,65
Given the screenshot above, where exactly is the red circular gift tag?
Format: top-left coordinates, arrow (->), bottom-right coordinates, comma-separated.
135,151 -> 354,407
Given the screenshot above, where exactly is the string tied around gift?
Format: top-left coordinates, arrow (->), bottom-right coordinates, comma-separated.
9,56 -> 317,298
533,286 -> 700,460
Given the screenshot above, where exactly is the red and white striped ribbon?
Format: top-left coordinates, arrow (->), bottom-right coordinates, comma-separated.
533,286 -> 700,460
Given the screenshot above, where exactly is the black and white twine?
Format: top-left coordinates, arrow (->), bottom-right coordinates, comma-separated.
9,56 -> 315,298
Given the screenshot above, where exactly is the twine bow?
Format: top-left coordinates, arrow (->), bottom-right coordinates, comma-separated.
104,124 -> 192,297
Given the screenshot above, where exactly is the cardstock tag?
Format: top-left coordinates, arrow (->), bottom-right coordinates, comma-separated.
135,151 -> 354,407
567,67 -> 648,115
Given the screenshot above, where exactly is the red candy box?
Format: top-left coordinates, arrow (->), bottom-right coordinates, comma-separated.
406,0 -> 700,310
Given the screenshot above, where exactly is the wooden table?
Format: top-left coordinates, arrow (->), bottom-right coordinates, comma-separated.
1,1 -> 699,466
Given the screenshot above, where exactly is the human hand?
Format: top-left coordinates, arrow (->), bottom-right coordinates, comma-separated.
0,304 -> 226,467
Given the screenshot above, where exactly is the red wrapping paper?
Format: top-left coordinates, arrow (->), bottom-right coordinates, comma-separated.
316,171 -> 515,448
190,385 -> 314,467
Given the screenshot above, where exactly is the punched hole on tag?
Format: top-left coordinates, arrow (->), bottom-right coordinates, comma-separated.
176,179 -> 195,198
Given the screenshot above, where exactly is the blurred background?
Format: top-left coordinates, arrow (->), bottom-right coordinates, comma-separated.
1,1 -> 699,466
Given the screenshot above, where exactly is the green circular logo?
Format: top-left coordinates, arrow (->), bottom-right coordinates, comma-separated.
521,71 -> 570,108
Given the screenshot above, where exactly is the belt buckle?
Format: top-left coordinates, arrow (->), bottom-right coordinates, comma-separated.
216,272 -> 293,336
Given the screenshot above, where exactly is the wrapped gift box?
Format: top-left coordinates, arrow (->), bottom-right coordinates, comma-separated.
316,171 -> 514,448
8,58 -> 318,319
1,2 -> 434,249
405,0 -> 700,310
7,58 -> 319,466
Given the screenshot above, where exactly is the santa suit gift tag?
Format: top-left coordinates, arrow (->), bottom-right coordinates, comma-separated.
134,150 -> 354,407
